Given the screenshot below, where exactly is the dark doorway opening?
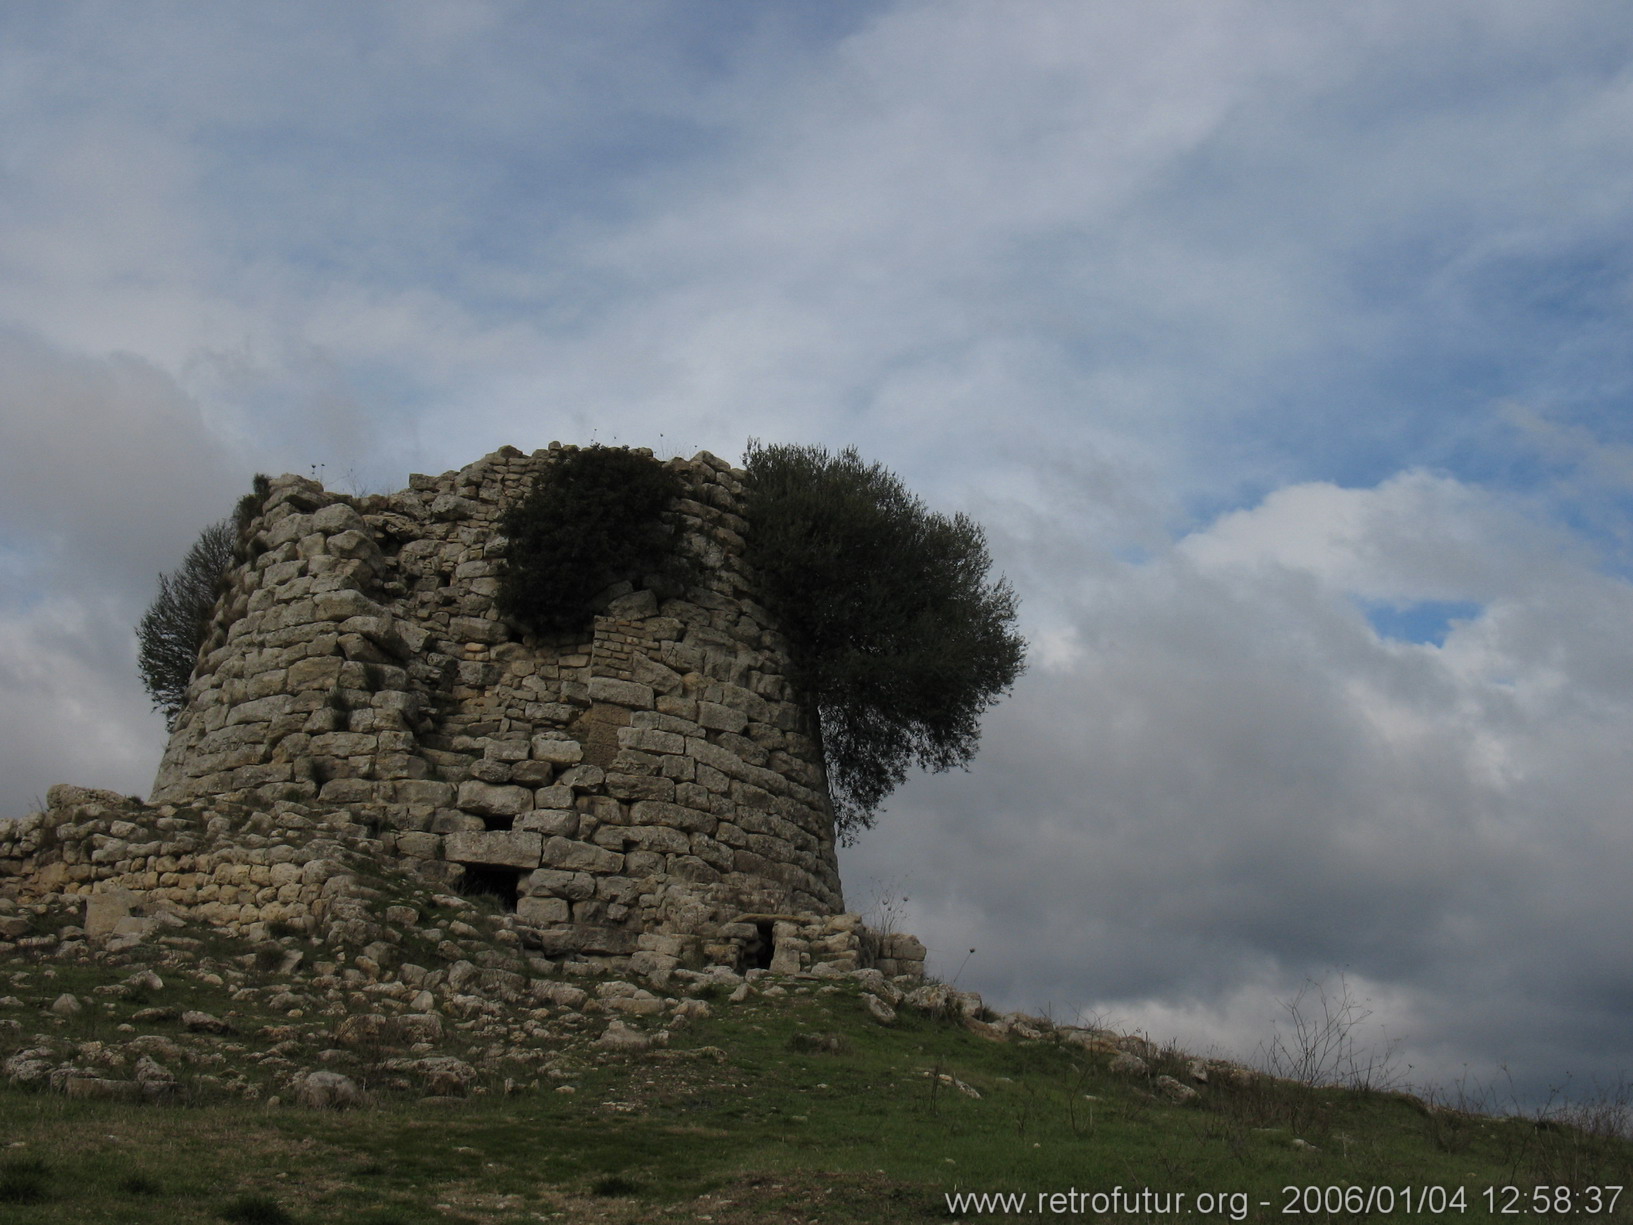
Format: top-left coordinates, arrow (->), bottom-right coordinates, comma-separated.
741,920 -> 776,972
455,862 -> 521,912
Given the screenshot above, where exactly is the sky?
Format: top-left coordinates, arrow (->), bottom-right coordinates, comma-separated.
3,0 -> 1633,1109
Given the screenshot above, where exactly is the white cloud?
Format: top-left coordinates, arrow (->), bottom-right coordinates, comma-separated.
846,465 -> 1633,1099
1178,470 -> 1582,603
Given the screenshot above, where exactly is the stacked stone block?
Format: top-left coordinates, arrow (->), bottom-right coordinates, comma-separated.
0,786 -> 927,981
0,786 -> 361,939
145,445 -> 848,962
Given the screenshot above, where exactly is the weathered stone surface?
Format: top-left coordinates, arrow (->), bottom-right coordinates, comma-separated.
524,868 -> 595,901
1108,1051 -> 1148,1076
335,1013 -> 399,1047
517,809 -> 578,838
293,1069 -> 366,1109
878,932 -> 926,962
629,799 -> 715,834
455,781 -> 534,818
516,895 -> 570,924
542,836 -> 622,874
696,701 -> 749,734
595,1019 -> 660,1052
443,830 -> 542,869
1154,1074 -> 1200,1104
84,887 -> 138,940
587,677 -> 655,709
530,736 -> 584,765
861,992 -> 897,1025
398,1013 -> 443,1044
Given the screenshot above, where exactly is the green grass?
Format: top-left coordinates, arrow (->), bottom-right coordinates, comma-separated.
4,974 -> 1632,1222
3,828 -> 1628,1224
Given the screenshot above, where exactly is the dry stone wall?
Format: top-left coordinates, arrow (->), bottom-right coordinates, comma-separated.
0,784 -> 925,980
140,445 -> 866,970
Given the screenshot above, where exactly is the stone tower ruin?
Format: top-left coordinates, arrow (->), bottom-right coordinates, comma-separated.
143,444 -> 887,970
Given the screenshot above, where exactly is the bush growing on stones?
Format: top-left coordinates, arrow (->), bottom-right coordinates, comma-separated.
497,446 -> 689,636
742,441 -> 1026,840
136,518 -> 237,730
136,476 -> 269,730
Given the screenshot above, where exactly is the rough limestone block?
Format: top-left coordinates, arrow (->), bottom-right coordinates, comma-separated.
468,758 -> 512,784
430,493 -> 477,521
525,868 -> 595,900
444,830 -> 543,868
517,810 -> 579,838
325,528 -> 378,561
319,778 -> 375,803
509,760 -> 554,784
312,503 -> 369,535
310,732 -> 377,757
617,726 -> 685,755
587,677 -> 655,709
622,825 -> 690,854
516,896 -> 570,924
696,701 -> 749,734
881,933 -> 927,962
631,710 -> 703,738
84,887 -> 138,941
629,800 -> 716,834
685,736 -> 741,777
286,656 -> 344,690
605,773 -> 675,802
631,653 -> 683,693
481,737 -> 532,762
226,694 -> 293,726
555,764 -> 605,789
314,589 -> 384,622
531,736 -> 584,765
624,849 -> 663,875
451,614 -> 508,644
456,780 -> 534,817
606,589 -> 658,619
543,836 -> 623,874
384,780 -> 455,807
395,832 -> 441,859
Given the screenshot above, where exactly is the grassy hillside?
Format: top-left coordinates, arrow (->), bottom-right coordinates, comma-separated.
3,909 -> 1632,1224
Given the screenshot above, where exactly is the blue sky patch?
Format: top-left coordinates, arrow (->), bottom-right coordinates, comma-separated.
1360,598 -> 1484,645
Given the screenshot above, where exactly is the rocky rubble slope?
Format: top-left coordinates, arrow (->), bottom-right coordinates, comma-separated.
1,791 -> 1193,1114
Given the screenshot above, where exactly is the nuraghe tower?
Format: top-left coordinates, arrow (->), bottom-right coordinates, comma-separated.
129,444 -> 922,975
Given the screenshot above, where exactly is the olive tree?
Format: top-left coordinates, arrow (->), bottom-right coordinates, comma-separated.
742,441 -> 1025,841
136,476 -> 269,729
136,518 -> 236,729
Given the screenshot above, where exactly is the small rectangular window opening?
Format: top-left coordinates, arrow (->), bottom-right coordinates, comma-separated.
455,862 -> 521,912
